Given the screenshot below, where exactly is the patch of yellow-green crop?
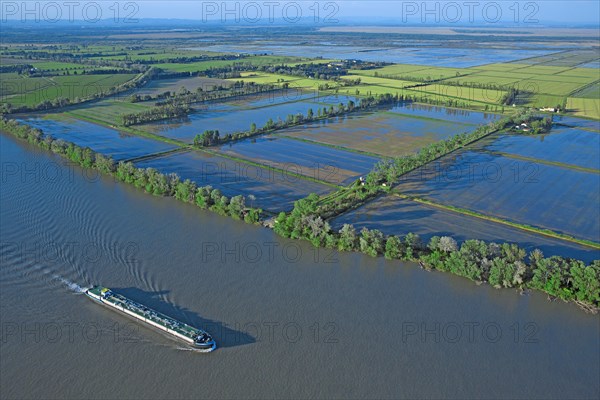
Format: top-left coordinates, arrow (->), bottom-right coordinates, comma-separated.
567,97 -> 600,120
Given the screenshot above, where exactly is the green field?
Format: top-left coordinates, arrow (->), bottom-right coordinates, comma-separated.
230,72 -> 337,91
1,73 -> 138,107
572,82 -> 600,99
351,64 -> 467,80
155,55 -> 307,73
65,99 -> 154,125
342,74 -> 416,89
409,84 -> 506,105
567,98 -> 600,119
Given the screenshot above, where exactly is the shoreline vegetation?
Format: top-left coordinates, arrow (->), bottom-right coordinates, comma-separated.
121,82 -> 280,126
1,68 -> 154,114
192,93 -> 397,147
2,116 -> 598,313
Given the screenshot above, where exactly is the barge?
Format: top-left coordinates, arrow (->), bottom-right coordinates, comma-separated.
85,285 -> 216,352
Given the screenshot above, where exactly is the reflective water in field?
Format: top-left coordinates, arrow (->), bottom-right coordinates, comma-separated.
396,151 -> 600,243
2,131 -> 599,400
332,195 -> 600,262
17,116 -> 176,161
139,92 -> 355,143
198,44 -> 553,67
134,149 -> 333,212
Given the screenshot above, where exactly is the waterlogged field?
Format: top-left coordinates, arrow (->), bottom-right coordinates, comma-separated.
388,102 -> 501,125
18,116 -> 176,161
216,135 -> 380,185
482,127 -> 600,171
201,44 -> 553,67
280,108 -> 476,157
135,150 -> 333,212
395,151 -> 600,243
555,115 -> 600,130
331,195 -> 599,262
139,93 -> 353,143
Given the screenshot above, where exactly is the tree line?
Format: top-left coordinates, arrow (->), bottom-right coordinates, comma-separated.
272,193 -> 599,309
2,116 -> 597,311
0,118 -> 262,225
127,81 -> 277,106
1,68 -> 155,115
308,105 -> 519,221
193,93 -> 400,148
120,102 -> 192,126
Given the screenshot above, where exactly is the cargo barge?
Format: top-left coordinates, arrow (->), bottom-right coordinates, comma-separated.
85,286 -> 216,352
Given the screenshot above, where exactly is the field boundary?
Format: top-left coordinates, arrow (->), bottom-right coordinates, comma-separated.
392,192 -> 600,250
481,150 -> 600,175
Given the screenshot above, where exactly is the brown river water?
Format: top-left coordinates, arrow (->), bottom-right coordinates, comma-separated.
1,133 -> 598,399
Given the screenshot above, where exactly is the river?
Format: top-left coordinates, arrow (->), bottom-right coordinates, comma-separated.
1,132 -> 598,399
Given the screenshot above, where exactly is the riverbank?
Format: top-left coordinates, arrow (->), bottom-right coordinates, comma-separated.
2,117 -> 598,312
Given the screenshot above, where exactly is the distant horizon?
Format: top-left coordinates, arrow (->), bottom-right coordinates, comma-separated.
1,1 -> 599,26
2,17 -> 599,29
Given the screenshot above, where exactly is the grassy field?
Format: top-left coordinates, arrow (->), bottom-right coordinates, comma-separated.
342,74 -> 416,89
408,84 -> 507,105
567,97 -> 600,119
65,99 -> 154,125
230,72 -> 338,91
351,64 -> 468,80
525,94 -> 566,109
518,50 -> 600,67
572,82 -> 600,99
155,55 -> 307,73
1,73 -> 138,107
0,60 -> 94,72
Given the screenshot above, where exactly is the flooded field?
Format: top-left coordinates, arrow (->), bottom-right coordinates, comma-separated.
3,133 -> 598,400
389,102 -> 501,125
139,92 -> 354,143
332,195 -> 599,262
554,115 -> 600,130
198,44 -> 553,67
280,109 -> 475,157
482,127 -> 600,171
135,150 -> 333,212
396,151 -> 600,243
17,116 -> 176,161
216,135 -> 380,185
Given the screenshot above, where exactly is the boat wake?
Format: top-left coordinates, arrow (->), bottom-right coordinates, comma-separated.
53,275 -> 86,294
175,346 -> 215,353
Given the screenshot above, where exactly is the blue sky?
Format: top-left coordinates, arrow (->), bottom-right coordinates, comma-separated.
3,1 -> 600,25
125,1 -> 599,24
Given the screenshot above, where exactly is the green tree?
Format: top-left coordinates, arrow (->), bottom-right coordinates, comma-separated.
384,236 -> 402,260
